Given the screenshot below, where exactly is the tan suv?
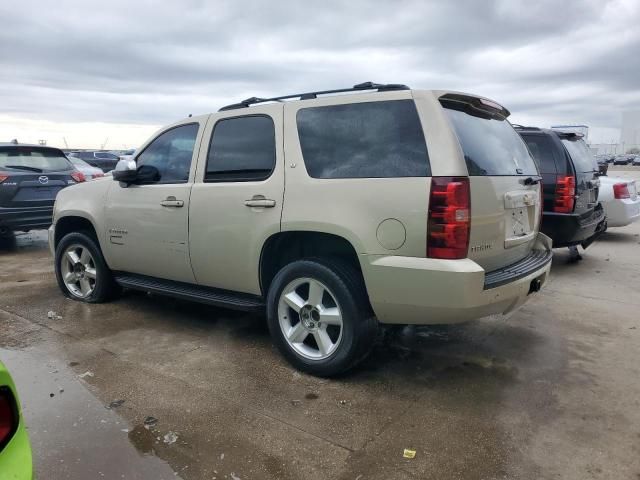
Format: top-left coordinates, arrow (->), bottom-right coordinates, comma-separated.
49,82 -> 552,376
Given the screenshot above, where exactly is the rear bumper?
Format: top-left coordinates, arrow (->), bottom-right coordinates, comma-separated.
361,233 -> 553,325
604,197 -> 640,228
541,204 -> 605,247
0,205 -> 53,233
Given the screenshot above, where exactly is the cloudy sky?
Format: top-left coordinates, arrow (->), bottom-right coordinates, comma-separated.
1,0 -> 638,148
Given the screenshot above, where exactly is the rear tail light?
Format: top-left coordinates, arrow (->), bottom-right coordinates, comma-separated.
0,387 -> 18,450
93,172 -> 104,178
71,171 -> 86,183
427,177 -> 470,259
554,175 -> 575,213
613,182 -> 630,199
0,174 -> 8,184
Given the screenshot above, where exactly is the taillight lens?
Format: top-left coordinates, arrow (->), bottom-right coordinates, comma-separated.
554,175 -> 575,213
93,172 -> 104,178
613,183 -> 630,199
0,174 -> 8,184
427,177 -> 470,259
71,171 -> 86,183
0,388 -> 17,449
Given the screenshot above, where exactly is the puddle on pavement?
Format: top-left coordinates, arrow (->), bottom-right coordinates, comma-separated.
0,347 -> 182,480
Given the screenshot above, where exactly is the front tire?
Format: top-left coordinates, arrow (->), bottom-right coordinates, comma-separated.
266,258 -> 377,377
55,231 -> 119,303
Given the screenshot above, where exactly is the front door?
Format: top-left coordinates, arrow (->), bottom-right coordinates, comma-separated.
103,118 -> 207,283
189,104 -> 284,295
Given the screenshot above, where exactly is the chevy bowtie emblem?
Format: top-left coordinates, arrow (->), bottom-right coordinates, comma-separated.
38,175 -> 49,184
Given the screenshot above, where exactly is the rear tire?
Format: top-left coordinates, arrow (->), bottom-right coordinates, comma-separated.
55,231 -> 120,303
266,258 -> 377,377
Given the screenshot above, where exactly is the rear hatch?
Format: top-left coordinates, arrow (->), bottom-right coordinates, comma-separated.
558,135 -> 600,216
440,94 -> 542,272
0,146 -> 77,208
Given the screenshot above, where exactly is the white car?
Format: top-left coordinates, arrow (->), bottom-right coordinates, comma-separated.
599,176 -> 640,227
67,156 -> 105,181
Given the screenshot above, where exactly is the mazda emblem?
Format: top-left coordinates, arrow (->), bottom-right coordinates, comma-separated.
38,176 -> 49,184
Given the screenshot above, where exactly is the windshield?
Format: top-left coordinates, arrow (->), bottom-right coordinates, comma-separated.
444,107 -> 538,176
561,138 -> 597,172
0,146 -> 73,172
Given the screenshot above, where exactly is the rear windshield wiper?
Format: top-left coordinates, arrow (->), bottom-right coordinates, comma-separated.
4,165 -> 44,173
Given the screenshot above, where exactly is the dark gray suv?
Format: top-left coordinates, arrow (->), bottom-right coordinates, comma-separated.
0,143 -> 84,238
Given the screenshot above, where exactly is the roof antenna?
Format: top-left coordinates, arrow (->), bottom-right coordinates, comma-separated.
188,114 -> 192,117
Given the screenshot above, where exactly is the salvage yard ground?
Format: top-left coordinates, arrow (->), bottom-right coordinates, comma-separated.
1,170 -> 639,480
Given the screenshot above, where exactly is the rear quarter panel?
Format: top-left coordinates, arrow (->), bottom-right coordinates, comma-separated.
280,90 -> 468,260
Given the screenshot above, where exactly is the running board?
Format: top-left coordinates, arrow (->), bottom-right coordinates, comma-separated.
114,273 -> 265,312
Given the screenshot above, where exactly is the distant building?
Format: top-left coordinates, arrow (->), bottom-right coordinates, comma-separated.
550,124 -> 589,139
621,111 -> 640,153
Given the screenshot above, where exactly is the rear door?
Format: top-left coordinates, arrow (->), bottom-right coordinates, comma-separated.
441,98 -> 542,272
0,146 -> 76,209
188,104 -> 284,295
559,136 -> 599,215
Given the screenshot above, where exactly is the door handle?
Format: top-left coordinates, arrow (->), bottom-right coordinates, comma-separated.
244,195 -> 276,208
160,196 -> 184,208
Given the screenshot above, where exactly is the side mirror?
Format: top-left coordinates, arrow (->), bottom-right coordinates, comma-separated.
112,159 -> 137,184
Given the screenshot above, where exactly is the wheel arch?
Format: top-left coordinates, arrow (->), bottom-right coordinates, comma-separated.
259,230 -> 365,297
54,214 -> 101,250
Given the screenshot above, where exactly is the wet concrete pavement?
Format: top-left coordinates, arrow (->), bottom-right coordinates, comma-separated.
1,172 -> 640,479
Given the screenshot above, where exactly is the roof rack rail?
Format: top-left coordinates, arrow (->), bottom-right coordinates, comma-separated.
218,82 -> 410,112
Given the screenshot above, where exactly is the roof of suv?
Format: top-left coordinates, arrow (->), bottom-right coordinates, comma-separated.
217,81 -> 512,118
513,125 -> 585,140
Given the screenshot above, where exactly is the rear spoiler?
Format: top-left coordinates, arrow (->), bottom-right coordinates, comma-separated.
439,93 -> 510,120
554,131 -> 584,140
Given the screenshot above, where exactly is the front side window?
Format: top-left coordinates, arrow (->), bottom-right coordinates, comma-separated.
296,100 -> 430,179
136,123 -> 199,183
205,115 -> 276,182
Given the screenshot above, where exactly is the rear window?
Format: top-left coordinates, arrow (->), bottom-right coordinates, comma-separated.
444,108 -> 538,176
296,100 -> 430,179
561,138 -> 597,173
0,147 -> 73,172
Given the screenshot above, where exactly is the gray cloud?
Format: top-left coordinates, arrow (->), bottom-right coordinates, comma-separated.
1,0 -> 639,139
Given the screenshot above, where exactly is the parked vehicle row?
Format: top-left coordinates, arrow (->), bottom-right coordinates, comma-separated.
67,150 -> 120,172
4,83 -> 639,376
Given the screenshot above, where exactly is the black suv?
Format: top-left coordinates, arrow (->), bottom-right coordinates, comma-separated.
68,151 -> 119,172
0,143 -> 84,237
515,127 -> 605,249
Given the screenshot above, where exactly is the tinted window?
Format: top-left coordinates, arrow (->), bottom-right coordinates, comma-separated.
296,100 -> 430,179
136,123 -> 199,183
521,135 -> 557,174
0,147 -> 73,172
561,138 -> 597,173
206,115 -> 275,182
444,108 -> 538,176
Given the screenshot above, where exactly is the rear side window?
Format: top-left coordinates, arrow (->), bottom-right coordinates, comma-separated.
0,147 -> 73,172
561,138 -> 597,173
521,135 -> 557,174
444,108 -> 538,176
296,100 -> 430,179
205,115 -> 276,182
